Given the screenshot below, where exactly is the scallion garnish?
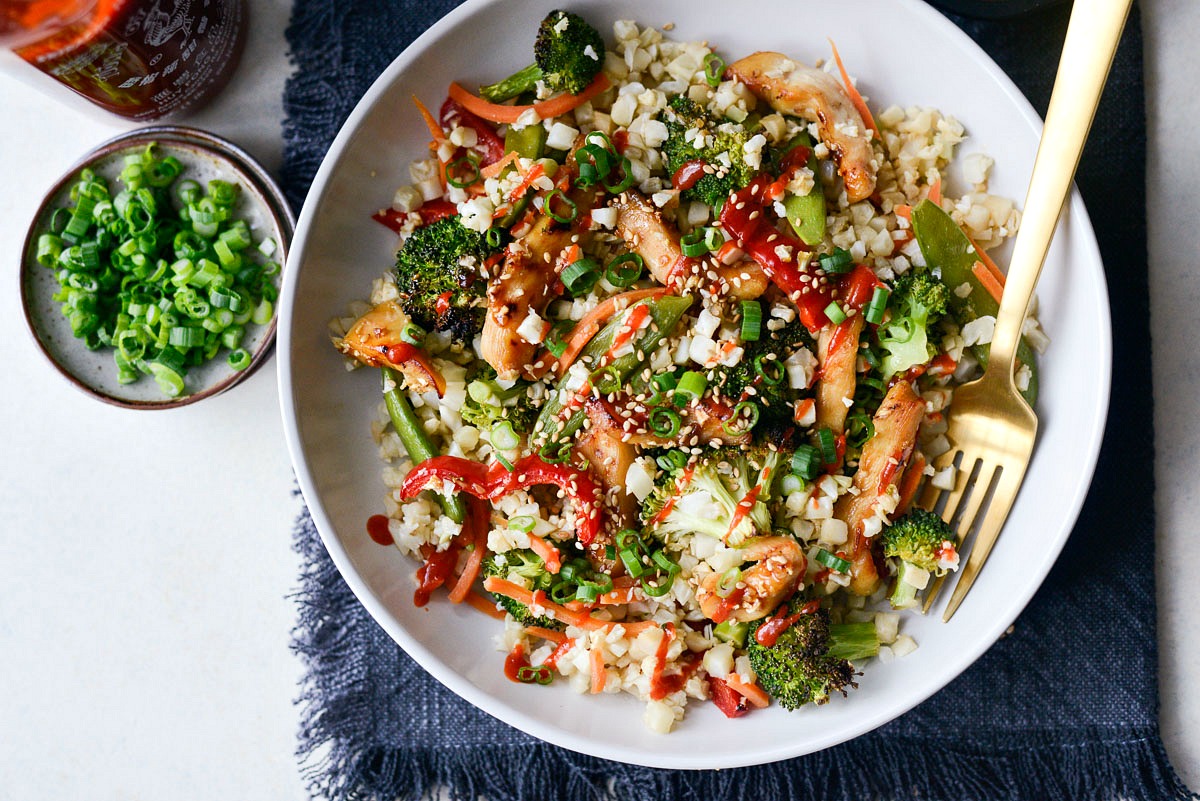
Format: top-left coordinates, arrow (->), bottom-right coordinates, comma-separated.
815,549 -> 852,573
445,154 -> 481,189
816,427 -> 838,464
33,144 -> 278,398
818,247 -> 854,274
792,445 -> 821,480
649,406 -> 682,438
824,301 -> 847,325
560,256 -> 599,295
604,252 -> 644,287
740,300 -> 762,341
543,189 -> 578,223
673,370 -> 707,405
864,286 -> 890,325
703,53 -> 726,87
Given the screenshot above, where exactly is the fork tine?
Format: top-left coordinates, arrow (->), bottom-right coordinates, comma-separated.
922,458 -> 995,614
942,462 -> 1028,622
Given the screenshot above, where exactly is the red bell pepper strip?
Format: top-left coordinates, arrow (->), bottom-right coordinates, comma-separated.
371,198 -> 458,234
439,98 -> 506,166
709,676 -> 750,718
720,175 -> 832,332
399,454 -> 604,545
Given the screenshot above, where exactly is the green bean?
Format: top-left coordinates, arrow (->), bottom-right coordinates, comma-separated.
381,367 -> 466,523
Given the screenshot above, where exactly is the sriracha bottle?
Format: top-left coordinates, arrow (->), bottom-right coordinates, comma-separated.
0,0 -> 247,120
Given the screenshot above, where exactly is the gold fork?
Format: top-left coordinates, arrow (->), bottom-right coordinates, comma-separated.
919,0 -> 1133,622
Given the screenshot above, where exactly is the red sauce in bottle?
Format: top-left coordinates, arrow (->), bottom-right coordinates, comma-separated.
366,514 -> 393,546
7,0 -> 247,120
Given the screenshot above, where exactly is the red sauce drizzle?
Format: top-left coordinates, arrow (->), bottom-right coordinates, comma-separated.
413,545 -> 458,607
648,624 -> 679,701
366,514 -> 393,546
541,638 -> 576,671
671,159 -> 708,191
504,643 -> 530,682
724,477 -> 767,543
709,587 -> 745,625
754,599 -> 821,647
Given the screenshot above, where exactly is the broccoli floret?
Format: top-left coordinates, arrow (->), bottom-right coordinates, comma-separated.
642,446 -> 781,546
747,602 -> 880,710
660,95 -> 757,208
479,10 -> 604,102
393,216 -> 498,345
482,549 -> 564,629
461,364 -> 540,434
878,271 -> 951,379
711,311 -> 814,446
880,509 -> 958,609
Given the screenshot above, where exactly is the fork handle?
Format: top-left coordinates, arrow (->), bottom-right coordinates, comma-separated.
987,0 -> 1133,379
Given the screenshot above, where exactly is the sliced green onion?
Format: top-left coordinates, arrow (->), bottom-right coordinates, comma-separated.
485,227 -> 504,249
673,370 -> 707,405
507,515 -> 537,533
792,445 -> 821,480
573,143 -> 613,188
604,252 -> 643,287
560,256 -> 599,295
722,401 -> 760,436
703,53 -> 726,87
655,449 -> 688,473
740,300 -> 762,342
227,347 -> 252,370
680,227 -> 711,258
574,580 -> 603,603
651,550 -> 679,575
648,406 -> 682,439
603,156 -> 635,193
619,547 -> 648,579
816,427 -> 838,464
754,354 -> 785,386
640,577 -> 672,597
780,473 -> 804,495
824,301 -> 847,325
494,451 -> 516,472
446,154 -> 481,189
491,420 -> 521,451
715,567 -> 741,598
818,247 -> 854,274
399,322 -> 425,345
584,131 -> 615,152
815,549 -> 852,573
515,665 -> 553,685
864,286 -> 890,325
543,189 -> 577,223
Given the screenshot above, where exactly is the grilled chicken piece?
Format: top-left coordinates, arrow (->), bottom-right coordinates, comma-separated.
834,380 -> 925,595
814,316 -> 864,433
573,398 -> 640,571
613,190 -> 768,299
696,536 -> 807,623
480,215 -> 573,380
727,51 -> 877,203
335,299 -> 446,396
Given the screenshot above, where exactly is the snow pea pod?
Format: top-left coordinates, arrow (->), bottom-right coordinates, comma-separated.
910,199 -> 1038,405
533,295 -> 693,449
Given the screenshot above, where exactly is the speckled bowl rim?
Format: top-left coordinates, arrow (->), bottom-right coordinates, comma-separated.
19,125 -> 295,410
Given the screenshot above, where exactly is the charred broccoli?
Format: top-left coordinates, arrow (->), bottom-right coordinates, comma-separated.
878,270 -> 951,379
711,307 -> 814,445
461,364 -> 540,434
660,95 -> 758,208
482,549 -> 564,629
880,509 -> 959,609
393,215 -> 498,344
479,10 -> 605,102
642,446 -> 781,546
747,602 -> 880,710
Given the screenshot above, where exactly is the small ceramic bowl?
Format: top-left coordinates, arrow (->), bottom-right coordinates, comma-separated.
20,126 -> 295,410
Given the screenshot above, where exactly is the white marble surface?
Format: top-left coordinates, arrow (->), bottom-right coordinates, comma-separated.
0,1 -> 1194,798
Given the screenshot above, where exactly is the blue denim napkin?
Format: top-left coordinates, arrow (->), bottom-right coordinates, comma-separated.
284,3 -> 1195,799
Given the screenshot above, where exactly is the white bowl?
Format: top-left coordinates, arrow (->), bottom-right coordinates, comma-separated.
278,0 -> 1111,769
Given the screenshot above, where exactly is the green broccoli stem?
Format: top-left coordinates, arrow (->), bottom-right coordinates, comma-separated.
825,622 -> 881,662
381,367 -> 466,523
888,564 -> 921,610
480,63 -> 543,103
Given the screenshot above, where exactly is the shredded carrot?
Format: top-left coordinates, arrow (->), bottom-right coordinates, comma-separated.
972,261 -> 1005,305
928,178 -> 942,206
464,589 -> 506,619
526,531 -> 563,574
895,452 -> 926,517
506,162 -> 545,203
412,94 -> 447,144
723,673 -> 771,709
554,287 -> 670,375
590,649 -> 607,693
895,204 -> 912,223
524,626 -> 568,645
828,39 -> 878,137
481,150 -> 519,180
483,576 -> 658,634
598,578 -> 640,606
966,232 -> 1006,289
447,498 -> 490,603
447,74 -> 612,125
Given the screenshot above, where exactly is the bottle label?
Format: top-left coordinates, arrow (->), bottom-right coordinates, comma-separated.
17,0 -> 246,120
